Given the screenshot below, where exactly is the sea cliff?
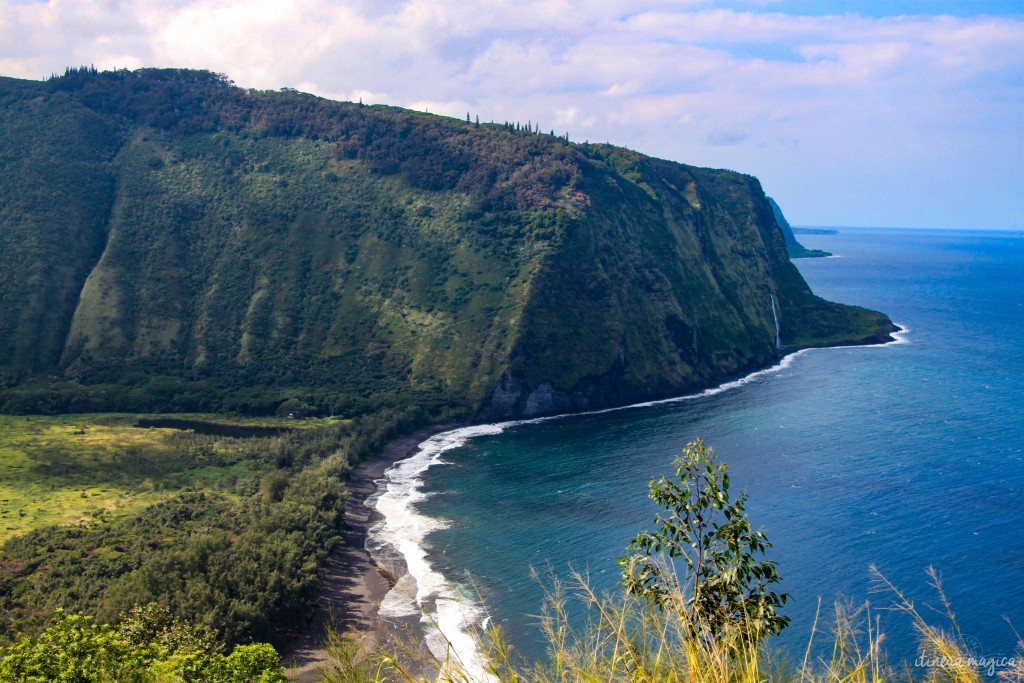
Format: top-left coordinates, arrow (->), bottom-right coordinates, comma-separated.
0,68 -> 894,419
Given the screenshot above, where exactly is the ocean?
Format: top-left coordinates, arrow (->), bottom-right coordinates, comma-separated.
367,227 -> 1024,676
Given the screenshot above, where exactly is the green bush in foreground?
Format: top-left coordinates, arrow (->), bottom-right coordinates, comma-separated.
0,603 -> 285,682
620,438 -> 789,643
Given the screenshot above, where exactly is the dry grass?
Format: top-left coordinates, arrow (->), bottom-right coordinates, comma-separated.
316,564 -> 1021,683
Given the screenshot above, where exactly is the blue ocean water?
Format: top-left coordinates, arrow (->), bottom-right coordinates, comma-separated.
378,228 -> 1024,669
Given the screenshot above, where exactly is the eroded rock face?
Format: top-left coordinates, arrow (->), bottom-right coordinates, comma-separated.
484,374 -> 560,418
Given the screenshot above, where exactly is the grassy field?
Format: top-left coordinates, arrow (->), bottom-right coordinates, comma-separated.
0,413 -> 345,542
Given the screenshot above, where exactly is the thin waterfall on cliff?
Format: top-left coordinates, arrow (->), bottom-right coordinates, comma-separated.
770,293 -> 781,353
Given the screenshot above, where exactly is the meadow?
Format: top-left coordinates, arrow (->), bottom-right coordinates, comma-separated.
0,413 -> 344,543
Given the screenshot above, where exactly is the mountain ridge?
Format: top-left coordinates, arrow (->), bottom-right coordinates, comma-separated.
0,68 -> 895,419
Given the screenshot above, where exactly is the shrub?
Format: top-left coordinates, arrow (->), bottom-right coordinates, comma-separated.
0,604 -> 286,682
620,438 -> 789,643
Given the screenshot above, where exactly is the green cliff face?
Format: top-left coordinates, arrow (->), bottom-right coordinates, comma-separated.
767,196 -> 831,259
0,69 -> 894,419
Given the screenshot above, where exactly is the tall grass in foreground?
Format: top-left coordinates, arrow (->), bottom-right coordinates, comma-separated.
318,441 -> 1021,683
316,563 -> 1023,683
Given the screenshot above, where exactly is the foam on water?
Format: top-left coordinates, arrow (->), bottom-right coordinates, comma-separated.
369,424 -> 516,681
366,325 -> 908,679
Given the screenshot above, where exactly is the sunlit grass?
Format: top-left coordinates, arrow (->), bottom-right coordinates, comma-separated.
0,414 -> 175,541
0,412 -> 342,543
316,565 -> 1022,683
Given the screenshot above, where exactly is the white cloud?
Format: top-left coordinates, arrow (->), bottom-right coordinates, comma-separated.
0,1 -> 1021,228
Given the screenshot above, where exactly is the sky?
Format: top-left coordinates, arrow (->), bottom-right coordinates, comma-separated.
1,1 -> 1022,230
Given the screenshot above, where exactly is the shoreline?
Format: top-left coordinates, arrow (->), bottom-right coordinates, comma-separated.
284,325 -> 908,680
283,424 -> 457,682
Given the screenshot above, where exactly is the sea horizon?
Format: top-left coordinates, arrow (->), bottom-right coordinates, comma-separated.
795,224 -> 1024,233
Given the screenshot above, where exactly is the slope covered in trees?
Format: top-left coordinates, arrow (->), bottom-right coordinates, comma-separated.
0,68 -> 893,419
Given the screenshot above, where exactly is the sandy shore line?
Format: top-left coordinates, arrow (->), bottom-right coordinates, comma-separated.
284,424 -> 457,682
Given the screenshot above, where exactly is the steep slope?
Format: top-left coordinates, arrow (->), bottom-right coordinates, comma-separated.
767,196 -> 831,258
0,68 -> 894,418
481,153 -> 887,417
0,81 -> 119,374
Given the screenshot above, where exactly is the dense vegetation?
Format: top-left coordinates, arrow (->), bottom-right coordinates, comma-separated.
0,66 -> 898,674
0,604 -> 285,681
0,413 -> 315,543
0,407 -> 428,649
0,67 -> 892,420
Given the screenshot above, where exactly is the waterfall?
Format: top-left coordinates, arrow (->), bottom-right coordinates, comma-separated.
769,293 -> 781,353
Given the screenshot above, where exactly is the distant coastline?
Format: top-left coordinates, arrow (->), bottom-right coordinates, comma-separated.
792,227 -> 840,235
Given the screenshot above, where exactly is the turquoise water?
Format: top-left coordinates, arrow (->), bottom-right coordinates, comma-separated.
376,228 -> 1024,669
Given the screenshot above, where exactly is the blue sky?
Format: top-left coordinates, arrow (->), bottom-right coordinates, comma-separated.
742,1 -> 1023,18
1,0 -> 1022,230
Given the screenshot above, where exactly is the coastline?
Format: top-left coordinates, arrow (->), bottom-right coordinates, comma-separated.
283,424 -> 457,682
357,326 -> 912,678
284,325 -> 909,681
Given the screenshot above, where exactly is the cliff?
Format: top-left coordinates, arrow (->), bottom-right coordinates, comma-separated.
0,68 -> 894,418
767,196 -> 831,258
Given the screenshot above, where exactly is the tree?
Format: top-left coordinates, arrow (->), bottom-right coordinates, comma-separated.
619,439 -> 789,643
0,605 -> 287,682
276,396 -> 313,417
